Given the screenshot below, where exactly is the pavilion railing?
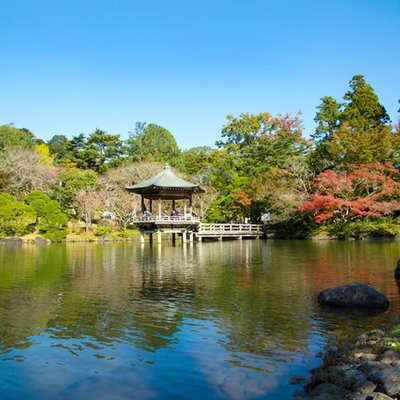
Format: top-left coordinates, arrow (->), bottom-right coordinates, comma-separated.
134,215 -> 200,223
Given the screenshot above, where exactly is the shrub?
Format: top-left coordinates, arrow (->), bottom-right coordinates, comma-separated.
25,190 -> 68,241
328,218 -> 400,239
0,194 -> 36,237
94,226 -> 112,236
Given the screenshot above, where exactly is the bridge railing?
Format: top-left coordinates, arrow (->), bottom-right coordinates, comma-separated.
198,223 -> 263,233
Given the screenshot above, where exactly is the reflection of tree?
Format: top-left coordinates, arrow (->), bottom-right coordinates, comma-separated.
0,245 -> 71,350
192,241 -> 313,364
42,244 -> 195,352
0,240 -> 398,368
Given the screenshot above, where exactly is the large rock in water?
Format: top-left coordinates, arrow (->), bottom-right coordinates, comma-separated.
318,283 -> 389,309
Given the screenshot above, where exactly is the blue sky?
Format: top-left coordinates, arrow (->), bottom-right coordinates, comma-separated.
1,0 -> 399,150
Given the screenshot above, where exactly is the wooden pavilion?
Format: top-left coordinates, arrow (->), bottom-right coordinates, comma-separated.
126,164 -> 204,243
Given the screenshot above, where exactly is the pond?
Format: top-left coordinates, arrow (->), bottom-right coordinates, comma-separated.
0,240 -> 399,399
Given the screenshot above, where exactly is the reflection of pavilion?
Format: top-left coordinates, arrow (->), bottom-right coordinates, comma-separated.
126,164 -> 204,244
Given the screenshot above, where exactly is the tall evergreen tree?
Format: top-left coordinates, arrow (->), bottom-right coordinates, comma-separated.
342,74 -> 390,131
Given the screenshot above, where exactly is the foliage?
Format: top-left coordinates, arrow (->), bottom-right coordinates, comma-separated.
0,147 -> 57,198
0,74 -> 397,238
35,143 -> 55,166
250,156 -> 312,224
74,190 -> 101,232
57,168 -> 98,213
126,122 -> 180,164
25,190 -> 68,240
94,226 -> 113,236
311,74 -> 392,172
99,190 -> 137,231
178,146 -> 212,182
300,163 -> 400,225
83,129 -> 125,173
0,125 -> 34,152
313,96 -> 343,143
205,170 -> 251,222
335,218 -> 400,239
342,74 -> 390,131
327,123 -> 400,168
47,134 -> 70,164
0,193 -> 36,237
265,213 -> 317,239
217,112 -> 309,175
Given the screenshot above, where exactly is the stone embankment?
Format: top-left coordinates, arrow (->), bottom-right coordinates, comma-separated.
293,327 -> 400,399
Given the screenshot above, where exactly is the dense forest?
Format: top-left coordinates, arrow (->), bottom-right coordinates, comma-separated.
1,74 -> 399,241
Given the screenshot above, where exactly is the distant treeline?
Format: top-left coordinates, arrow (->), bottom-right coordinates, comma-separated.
1,74 -> 399,240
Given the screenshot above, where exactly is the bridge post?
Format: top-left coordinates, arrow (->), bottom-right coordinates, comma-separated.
140,231 -> 145,243
182,231 -> 187,243
158,230 -> 162,244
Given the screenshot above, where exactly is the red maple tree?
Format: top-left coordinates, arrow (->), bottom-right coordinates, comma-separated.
299,163 -> 400,224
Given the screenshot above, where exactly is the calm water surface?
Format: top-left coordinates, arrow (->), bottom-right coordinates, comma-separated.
0,240 -> 399,400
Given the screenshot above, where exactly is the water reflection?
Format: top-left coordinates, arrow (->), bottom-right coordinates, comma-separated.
0,240 -> 399,399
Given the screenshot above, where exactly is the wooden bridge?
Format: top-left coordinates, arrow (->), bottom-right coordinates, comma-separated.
133,217 -> 264,243
196,223 -> 264,241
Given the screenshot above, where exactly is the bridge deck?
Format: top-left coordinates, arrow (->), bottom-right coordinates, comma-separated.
132,219 -> 264,241
196,223 -> 264,239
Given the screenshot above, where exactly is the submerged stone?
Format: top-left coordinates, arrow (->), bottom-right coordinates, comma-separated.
318,283 -> 389,310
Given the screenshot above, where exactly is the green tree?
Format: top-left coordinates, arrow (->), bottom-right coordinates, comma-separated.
217,112 -> 309,175
313,96 -> 343,143
57,168 -> 98,213
126,122 -> 180,164
178,146 -> 212,177
342,74 -> 390,131
327,124 -> 400,168
65,133 -> 87,168
311,74 -> 393,172
250,156 -> 312,224
204,149 -> 250,222
0,125 -> 34,152
83,129 -> 124,173
25,190 -> 68,240
47,135 -> 70,164
0,193 -> 36,237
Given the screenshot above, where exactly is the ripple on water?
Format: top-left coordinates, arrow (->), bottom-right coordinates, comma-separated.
0,241 -> 399,400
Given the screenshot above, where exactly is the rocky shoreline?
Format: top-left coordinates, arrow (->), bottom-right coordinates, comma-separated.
293,326 -> 400,399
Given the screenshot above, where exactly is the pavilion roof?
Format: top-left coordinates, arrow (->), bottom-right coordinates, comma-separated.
126,164 -> 204,196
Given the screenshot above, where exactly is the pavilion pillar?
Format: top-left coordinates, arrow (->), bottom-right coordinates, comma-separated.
182,231 -> 187,244
172,200 -> 175,213
158,199 -> 162,219
189,196 -> 193,215
140,231 -> 145,243
141,197 -> 145,214
189,232 -> 194,242
183,199 -> 187,217
149,199 -> 153,215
